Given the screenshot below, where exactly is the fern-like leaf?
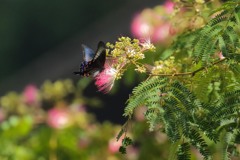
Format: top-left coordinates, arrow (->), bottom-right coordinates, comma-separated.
177,143 -> 191,160
124,77 -> 168,117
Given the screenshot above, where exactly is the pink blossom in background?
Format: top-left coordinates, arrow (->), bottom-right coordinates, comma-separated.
0,109 -> 5,122
108,137 -> 123,154
164,0 -> 174,14
95,61 -> 117,93
213,51 -> 225,60
152,23 -> 171,43
134,106 -> 147,121
218,51 -> 225,59
131,2 -> 175,44
126,146 -> 139,160
155,132 -> 168,144
47,108 -> 71,129
131,13 -> 153,39
169,25 -> 178,36
23,84 -> 38,105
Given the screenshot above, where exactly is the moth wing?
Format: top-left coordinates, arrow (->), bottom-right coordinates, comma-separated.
82,44 -> 95,62
76,42 -> 106,77
93,41 -> 106,61
87,50 -> 106,76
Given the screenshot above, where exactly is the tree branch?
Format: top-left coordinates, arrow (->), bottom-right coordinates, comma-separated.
150,58 -> 227,77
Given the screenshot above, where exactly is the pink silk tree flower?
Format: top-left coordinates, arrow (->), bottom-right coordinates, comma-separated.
0,109 -> 5,122
164,0 -> 175,14
94,61 -> 117,93
47,108 -> 71,129
131,13 -> 153,39
218,51 -> 225,60
108,136 -> 123,154
130,3 -> 175,44
23,84 -> 38,105
152,23 -> 171,43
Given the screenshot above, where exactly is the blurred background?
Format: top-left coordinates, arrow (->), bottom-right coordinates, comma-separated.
0,0 -> 194,159
0,0 -> 160,123
0,0 -> 161,92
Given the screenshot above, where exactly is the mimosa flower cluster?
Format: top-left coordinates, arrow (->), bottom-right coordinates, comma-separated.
94,37 -> 155,93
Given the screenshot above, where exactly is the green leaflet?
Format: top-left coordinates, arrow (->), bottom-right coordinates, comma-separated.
122,1 -> 240,159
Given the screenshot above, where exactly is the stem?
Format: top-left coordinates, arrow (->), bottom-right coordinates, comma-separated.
150,58 -> 227,77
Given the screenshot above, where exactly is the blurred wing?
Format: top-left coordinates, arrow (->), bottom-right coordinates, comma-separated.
93,41 -> 106,70
93,41 -> 106,61
76,42 -> 106,77
82,44 -> 95,62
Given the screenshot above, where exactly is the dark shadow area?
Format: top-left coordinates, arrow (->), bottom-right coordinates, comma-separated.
0,0 -> 161,123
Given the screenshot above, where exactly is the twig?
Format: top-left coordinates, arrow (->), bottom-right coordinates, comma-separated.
150,58 -> 227,77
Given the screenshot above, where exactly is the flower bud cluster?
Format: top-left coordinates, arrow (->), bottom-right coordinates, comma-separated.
95,37 -> 155,93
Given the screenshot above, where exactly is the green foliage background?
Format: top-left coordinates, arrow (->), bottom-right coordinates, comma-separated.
120,0 -> 240,159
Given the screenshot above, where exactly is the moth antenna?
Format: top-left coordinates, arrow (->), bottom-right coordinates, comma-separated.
73,71 -> 81,75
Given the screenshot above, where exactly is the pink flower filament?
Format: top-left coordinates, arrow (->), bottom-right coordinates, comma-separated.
95,64 -> 117,93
